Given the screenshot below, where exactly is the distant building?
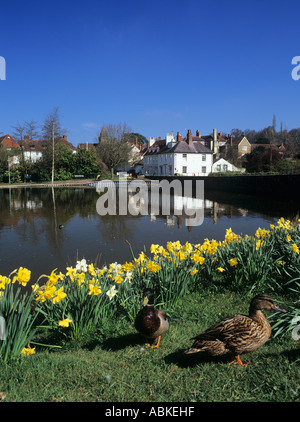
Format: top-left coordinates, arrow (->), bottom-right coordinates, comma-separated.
0,134 -> 20,150
20,134 -> 76,162
212,158 -> 243,173
142,130 -> 213,176
99,125 -> 109,143
0,134 -> 21,164
223,135 -> 251,156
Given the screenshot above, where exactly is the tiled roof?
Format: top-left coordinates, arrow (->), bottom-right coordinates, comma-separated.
168,141 -> 213,154
20,137 -> 76,151
0,134 -> 20,149
21,139 -> 48,151
225,136 -> 246,146
144,139 -> 213,156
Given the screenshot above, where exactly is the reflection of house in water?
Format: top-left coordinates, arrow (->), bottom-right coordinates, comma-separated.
144,192 -> 254,229
12,200 -> 43,210
207,200 -> 250,224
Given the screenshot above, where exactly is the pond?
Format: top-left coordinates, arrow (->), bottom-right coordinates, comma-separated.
0,186 -> 300,282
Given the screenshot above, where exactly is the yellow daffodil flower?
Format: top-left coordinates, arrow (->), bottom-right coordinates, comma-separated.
88,263 -> 96,276
12,267 -> 31,286
147,261 -> 161,273
21,347 -> 35,356
58,318 -> 72,327
0,275 -> 9,290
150,244 -> 160,254
66,266 -> 77,281
88,281 -> 101,295
256,239 -> 264,250
228,258 -> 238,266
47,269 -> 60,286
76,272 -> 85,286
52,287 -> 67,304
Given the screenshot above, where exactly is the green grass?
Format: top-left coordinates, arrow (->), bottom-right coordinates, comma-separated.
0,291 -> 299,402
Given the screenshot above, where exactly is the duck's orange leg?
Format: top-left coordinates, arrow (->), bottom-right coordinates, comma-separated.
146,336 -> 161,348
230,355 -> 251,366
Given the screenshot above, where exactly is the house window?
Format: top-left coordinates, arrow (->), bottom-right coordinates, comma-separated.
223,165 -> 228,171
182,166 -> 187,173
202,155 -> 206,161
241,146 -> 247,151
216,164 -> 221,171
202,166 -> 206,174
182,154 -> 187,159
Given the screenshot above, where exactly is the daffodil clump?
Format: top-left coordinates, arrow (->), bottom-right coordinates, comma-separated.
0,217 -> 299,362
31,259 -> 125,341
0,268 -> 39,363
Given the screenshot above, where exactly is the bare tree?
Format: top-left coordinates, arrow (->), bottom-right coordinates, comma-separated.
41,107 -> 65,185
100,122 -> 132,143
11,122 -> 26,141
97,122 -> 132,178
24,120 -> 40,139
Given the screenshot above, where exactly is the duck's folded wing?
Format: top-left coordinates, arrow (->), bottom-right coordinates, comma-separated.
192,314 -> 251,342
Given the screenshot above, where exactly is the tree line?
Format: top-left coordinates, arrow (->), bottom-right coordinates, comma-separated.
1,110 -> 300,182
223,115 -> 300,173
0,108 -> 142,183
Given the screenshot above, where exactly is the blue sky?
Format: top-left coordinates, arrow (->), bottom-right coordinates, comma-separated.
0,0 -> 300,146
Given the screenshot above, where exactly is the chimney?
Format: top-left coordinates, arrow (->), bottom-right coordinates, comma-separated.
229,134 -> 232,146
149,137 -> 155,147
213,129 -> 218,155
196,129 -> 201,137
177,132 -> 183,142
213,129 -> 217,142
24,134 -> 30,140
62,135 -> 67,142
187,129 -> 193,145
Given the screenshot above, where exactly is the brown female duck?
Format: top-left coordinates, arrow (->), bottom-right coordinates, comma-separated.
184,294 -> 286,365
134,289 -> 169,348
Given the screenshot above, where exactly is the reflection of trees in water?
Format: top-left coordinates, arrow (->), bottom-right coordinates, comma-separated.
1,186 -> 300,249
0,188 -> 99,249
97,213 -> 139,241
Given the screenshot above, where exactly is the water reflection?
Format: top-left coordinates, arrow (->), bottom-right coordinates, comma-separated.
0,187 -> 299,282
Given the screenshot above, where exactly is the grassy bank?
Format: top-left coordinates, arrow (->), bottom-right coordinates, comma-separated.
0,217 -> 299,402
0,291 -> 299,402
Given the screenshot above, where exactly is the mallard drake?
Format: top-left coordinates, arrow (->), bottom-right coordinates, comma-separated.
184,294 -> 286,365
134,289 -> 169,348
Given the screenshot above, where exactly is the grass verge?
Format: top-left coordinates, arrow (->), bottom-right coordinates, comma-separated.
0,291 -> 299,402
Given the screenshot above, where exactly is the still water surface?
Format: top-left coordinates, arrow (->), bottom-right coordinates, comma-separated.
0,187 -> 299,281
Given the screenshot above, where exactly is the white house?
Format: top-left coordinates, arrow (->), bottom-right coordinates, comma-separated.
212,158 -> 242,173
143,131 -> 213,176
